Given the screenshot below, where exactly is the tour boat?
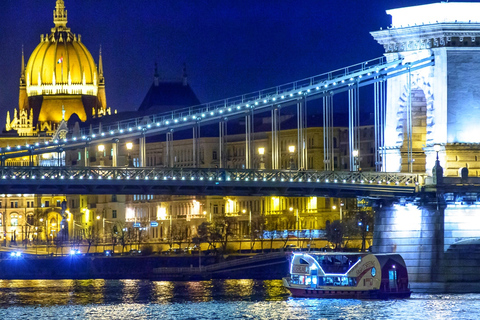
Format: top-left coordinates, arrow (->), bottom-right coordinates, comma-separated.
283,252 -> 411,299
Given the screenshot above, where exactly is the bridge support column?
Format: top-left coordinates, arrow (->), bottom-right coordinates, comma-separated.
28,149 -> 34,167
245,112 -> 252,169
323,95 -> 334,171
112,139 -> 118,167
271,107 -> 280,169
193,124 -> 199,167
372,199 -> 445,283
219,120 -> 226,168
348,85 -> 360,171
297,98 -> 306,170
84,145 -> 89,166
139,134 -> 146,167
374,79 -> 386,172
166,131 -> 173,168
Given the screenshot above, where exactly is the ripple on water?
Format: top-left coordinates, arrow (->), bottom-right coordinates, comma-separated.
0,280 -> 478,319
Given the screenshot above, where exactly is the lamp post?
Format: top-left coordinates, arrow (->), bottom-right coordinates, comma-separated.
295,208 -> 299,247
288,145 -> 296,170
98,209 -> 106,251
96,214 -> 101,252
126,142 -> 133,167
289,207 -> 299,247
249,210 -> 252,238
40,218 -> 45,242
340,201 -> 344,221
258,147 -> 265,169
352,149 -> 359,171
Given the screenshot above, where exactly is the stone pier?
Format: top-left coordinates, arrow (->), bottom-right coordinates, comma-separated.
372,201 -> 444,283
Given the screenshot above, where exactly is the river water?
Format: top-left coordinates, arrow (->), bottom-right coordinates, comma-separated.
0,279 -> 477,319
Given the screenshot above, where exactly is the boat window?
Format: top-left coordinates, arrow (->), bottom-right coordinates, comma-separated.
320,276 -> 357,287
299,258 -> 309,265
315,255 -> 361,274
389,270 -> 397,289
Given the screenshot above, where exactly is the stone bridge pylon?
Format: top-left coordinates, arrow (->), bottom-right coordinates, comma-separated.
371,2 -> 480,177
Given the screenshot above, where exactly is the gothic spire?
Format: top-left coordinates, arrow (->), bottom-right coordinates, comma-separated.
53,0 -> 68,29
20,46 -> 25,86
99,45 -> 104,78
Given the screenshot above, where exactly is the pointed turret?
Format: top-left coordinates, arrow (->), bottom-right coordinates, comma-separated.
99,45 -> 104,78
53,0 -> 68,30
18,46 -> 28,112
5,111 -> 11,131
20,46 -> 25,82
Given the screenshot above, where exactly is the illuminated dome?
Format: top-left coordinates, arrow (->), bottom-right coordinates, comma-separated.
26,32 -> 98,96
7,0 -> 108,136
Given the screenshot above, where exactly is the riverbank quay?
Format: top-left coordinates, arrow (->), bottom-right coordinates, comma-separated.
3,251 -> 480,294
0,252 -> 290,280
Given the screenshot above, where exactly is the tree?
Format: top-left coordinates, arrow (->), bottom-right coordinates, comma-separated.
171,221 -> 189,250
196,222 -> 214,249
251,215 -> 266,252
111,221 -> 128,253
326,210 -> 374,252
213,215 -> 236,253
351,209 -> 374,251
326,220 -> 344,250
83,226 -> 98,253
53,235 -> 65,255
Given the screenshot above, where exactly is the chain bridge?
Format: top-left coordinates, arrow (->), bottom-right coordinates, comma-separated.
0,55 -> 436,198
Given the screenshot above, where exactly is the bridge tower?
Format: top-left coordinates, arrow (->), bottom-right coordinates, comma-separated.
371,2 -> 480,176
371,3 -> 480,287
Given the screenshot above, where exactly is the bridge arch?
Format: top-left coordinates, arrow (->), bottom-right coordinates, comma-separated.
395,72 -> 435,172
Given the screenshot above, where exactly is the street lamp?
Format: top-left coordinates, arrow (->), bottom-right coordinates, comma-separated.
126,142 -> 133,167
96,214 -> 101,241
258,147 -> 265,169
40,217 -> 47,244
352,149 -> 359,171
288,145 -> 295,170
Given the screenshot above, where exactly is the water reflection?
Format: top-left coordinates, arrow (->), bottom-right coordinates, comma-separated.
0,281 -> 478,319
0,279 -> 289,306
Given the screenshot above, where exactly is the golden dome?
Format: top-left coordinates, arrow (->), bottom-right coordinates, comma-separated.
25,0 -> 99,97
13,0 -> 108,129
26,34 -> 98,93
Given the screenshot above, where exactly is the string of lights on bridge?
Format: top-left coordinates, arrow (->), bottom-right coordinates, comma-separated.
0,56 -> 415,157
0,54 -> 434,165
0,167 -> 421,188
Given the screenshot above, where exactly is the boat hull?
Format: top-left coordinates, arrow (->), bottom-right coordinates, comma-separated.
285,286 -> 411,299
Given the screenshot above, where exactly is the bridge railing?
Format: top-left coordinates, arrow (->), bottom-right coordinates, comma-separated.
0,167 -> 426,187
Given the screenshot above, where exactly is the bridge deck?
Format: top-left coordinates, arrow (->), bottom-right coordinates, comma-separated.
0,167 -> 423,196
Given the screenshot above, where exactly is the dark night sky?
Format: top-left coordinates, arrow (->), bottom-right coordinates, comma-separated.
0,0 -> 474,128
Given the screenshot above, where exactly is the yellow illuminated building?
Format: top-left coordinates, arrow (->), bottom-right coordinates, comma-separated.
0,1 -> 114,244
6,0 -> 109,138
